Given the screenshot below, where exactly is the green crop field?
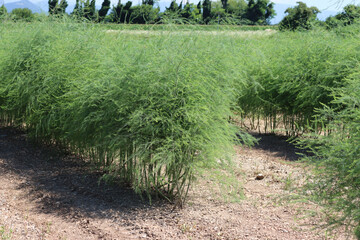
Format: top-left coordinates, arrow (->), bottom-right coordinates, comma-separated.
1,19 -> 360,237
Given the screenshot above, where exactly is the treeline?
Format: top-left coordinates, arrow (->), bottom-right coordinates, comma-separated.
2,0 -> 360,30
279,2 -> 360,31
0,0 -> 275,25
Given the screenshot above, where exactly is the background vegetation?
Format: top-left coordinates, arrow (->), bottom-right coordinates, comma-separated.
0,21 -> 258,203
0,0 -> 276,25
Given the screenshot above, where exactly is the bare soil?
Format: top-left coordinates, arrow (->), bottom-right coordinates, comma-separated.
0,127 -> 354,240
105,29 -> 276,37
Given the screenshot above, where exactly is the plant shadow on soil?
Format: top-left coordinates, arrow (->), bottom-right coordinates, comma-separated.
0,127 -> 176,224
0,127 -> 305,224
249,133 -> 305,162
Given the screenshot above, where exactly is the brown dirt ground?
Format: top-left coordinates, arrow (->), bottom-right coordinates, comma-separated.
0,127 -> 355,240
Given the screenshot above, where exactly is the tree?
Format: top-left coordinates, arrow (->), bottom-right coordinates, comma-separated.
48,0 -> 68,16
341,4 -> 360,25
71,0 -> 84,18
48,0 -> 57,14
197,1 -> 201,14
130,4 -> 159,24
83,0 -> 96,20
325,4 -> 360,29
110,0 -> 124,23
226,0 -> 247,20
165,0 -> 179,13
109,0 -> 132,23
122,1 -> 133,23
246,0 -> 275,25
279,1 -> 320,31
180,2 -> 201,22
142,0 -> 154,6
11,8 -> 34,21
181,2 -> 191,19
221,0 -> 228,12
202,0 -> 211,24
178,1 -> 183,11
163,0 -> 181,20
211,0 -> 225,23
0,4 -> 7,18
58,0 -> 68,14
98,0 -> 111,22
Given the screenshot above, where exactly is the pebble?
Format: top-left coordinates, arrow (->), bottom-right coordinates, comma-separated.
255,174 -> 265,180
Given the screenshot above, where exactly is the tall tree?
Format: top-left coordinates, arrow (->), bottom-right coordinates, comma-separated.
130,4 -> 159,24
142,0 -> 154,6
122,1 -> 133,22
167,0 -> 179,12
58,0 -> 68,14
197,1 -> 201,14
202,0 -> 211,24
49,0 -> 68,15
221,0 -> 228,11
178,1 -> 183,11
340,4 -> 360,25
71,0 -> 83,18
110,0 -> 123,23
279,1 -> 319,30
180,2 -> 201,22
226,0 -> 247,18
0,4 -> 7,17
11,8 -> 34,21
110,0 -> 132,23
83,0 -> 96,20
98,0 -> 111,21
246,0 -> 275,25
328,4 -> 360,27
48,0 -> 57,14
89,0 -> 96,19
163,0 -> 180,19
181,2 -> 191,19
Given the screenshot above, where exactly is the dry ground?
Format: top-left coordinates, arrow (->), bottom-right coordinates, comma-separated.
0,127 -> 354,240
105,29 -> 276,37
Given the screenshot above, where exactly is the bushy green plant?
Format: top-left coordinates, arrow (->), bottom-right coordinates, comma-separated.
10,8 -> 34,22
234,28 -> 360,135
298,68 -> 360,238
279,2 -> 320,31
0,4 -> 7,19
245,0 -> 275,25
325,4 -> 360,29
0,20 -> 247,203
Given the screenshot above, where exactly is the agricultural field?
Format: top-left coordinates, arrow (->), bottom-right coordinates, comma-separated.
1,20 -> 360,239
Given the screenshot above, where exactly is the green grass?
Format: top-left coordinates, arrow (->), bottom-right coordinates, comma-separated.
0,226 -> 12,240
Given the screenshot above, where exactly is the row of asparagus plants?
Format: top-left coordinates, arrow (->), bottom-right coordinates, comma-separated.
297,66 -> 360,238
233,27 -> 360,135
0,20 -> 247,202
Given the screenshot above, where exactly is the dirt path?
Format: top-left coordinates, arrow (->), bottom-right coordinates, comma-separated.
0,127 -> 354,240
105,29 -> 276,37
